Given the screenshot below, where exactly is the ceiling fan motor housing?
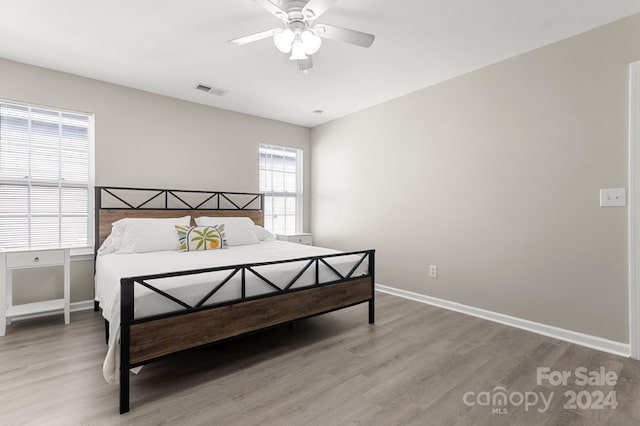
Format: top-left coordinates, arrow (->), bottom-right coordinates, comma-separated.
289,20 -> 307,33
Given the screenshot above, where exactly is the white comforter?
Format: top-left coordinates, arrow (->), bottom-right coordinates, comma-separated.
95,240 -> 368,384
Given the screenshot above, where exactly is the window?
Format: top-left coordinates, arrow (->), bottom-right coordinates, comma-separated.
259,143 -> 302,234
0,101 -> 94,249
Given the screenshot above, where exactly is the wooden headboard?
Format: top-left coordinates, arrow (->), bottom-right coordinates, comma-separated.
95,186 -> 264,249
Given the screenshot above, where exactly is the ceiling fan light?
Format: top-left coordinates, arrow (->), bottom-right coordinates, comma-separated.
274,28 -> 294,53
301,30 -> 321,55
289,39 -> 308,60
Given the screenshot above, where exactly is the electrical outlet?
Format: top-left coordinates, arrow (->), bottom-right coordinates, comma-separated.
429,265 -> 438,278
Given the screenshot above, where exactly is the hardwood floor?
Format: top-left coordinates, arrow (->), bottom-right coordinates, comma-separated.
1,293 -> 639,425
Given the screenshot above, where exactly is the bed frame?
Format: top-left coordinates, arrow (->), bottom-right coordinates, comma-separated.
94,186 -> 375,414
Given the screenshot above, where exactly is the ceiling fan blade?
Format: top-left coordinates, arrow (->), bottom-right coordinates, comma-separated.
252,0 -> 288,21
297,56 -> 313,72
228,29 -> 278,45
314,24 -> 375,48
302,0 -> 339,20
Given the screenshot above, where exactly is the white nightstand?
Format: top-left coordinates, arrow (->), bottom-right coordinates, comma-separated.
276,233 -> 313,246
0,247 -> 71,336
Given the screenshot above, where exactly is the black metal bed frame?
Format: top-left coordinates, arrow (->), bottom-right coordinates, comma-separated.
119,250 -> 375,413
93,186 -> 375,415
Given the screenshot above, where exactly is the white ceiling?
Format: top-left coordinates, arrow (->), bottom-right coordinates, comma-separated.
1,1 -> 639,127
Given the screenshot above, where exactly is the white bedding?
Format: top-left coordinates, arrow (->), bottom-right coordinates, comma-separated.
96,240 -> 368,384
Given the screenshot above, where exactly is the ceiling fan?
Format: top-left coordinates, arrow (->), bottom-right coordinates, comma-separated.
229,0 -> 375,72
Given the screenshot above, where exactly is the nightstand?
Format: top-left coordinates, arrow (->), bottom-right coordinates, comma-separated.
276,233 -> 313,246
0,247 -> 71,336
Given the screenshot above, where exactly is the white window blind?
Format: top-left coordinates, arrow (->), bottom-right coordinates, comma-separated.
0,101 -> 93,249
259,143 -> 302,234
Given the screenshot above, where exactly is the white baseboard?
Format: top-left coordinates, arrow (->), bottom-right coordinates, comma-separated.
375,284 -> 630,358
9,300 -> 95,322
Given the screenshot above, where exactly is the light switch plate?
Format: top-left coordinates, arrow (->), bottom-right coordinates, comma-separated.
600,188 -> 626,207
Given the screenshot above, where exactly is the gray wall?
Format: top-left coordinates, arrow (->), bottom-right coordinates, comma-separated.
0,58 -> 310,305
311,14 -> 640,343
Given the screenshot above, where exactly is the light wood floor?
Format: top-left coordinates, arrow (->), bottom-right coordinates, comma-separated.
1,293 -> 640,425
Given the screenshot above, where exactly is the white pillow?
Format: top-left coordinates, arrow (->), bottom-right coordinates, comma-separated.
195,216 -> 259,246
108,219 -> 129,251
97,234 -> 116,255
253,225 -> 275,241
97,218 -> 129,254
117,216 -> 191,253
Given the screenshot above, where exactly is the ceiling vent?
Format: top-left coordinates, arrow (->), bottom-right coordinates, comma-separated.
195,83 -> 227,96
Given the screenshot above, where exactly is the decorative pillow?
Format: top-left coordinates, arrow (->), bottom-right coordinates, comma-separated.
175,225 -> 226,252
117,216 -> 191,253
195,216 -> 259,246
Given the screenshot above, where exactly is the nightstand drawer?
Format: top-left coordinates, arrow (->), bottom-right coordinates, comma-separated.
291,235 -> 312,245
6,249 -> 65,269
276,234 -> 313,246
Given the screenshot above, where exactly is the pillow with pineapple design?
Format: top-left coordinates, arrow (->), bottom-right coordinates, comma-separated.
175,224 -> 226,252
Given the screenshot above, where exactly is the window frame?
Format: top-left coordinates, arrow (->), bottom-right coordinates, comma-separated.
0,99 -> 95,254
258,143 -> 303,234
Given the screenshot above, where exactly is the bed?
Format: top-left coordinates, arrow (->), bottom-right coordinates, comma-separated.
93,186 -> 375,414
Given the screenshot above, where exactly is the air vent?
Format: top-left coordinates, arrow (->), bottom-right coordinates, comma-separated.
195,83 -> 227,96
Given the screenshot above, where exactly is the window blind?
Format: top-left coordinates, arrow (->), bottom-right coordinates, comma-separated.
0,101 -> 93,249
259,143 -> 302,234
